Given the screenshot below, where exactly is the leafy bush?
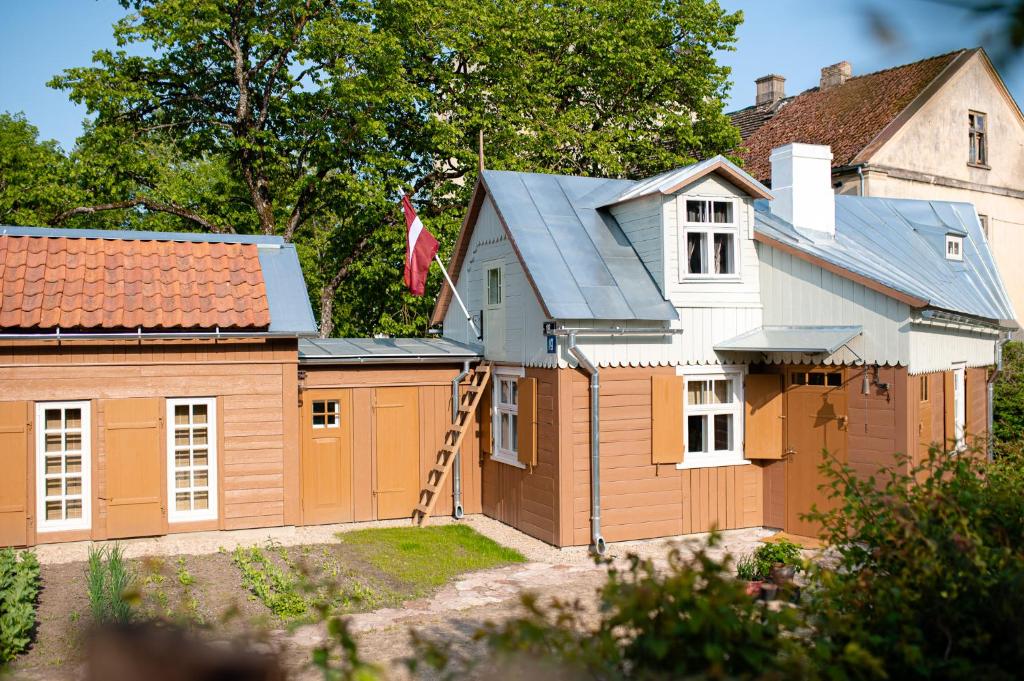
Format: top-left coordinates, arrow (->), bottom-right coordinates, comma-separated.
0,548 -> 40,664
734,553 -> 762,581
86,544 -> 136,624
753,539 -> 802,574
232,544 -> 308,620
993,340 -> 1024,450
807,447 -> 1024,680
411,535 -> 832,680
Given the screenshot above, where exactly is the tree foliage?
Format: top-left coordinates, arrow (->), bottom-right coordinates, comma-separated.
5,0 -> 743,336
993,340 -> 1024,449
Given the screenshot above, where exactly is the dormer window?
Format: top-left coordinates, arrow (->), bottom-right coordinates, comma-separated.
682,199 -> 738,279
945,234 -> 964,261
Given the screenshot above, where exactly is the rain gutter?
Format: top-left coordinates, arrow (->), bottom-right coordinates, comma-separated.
548,324 -> 682,555
0,327 -> 306,343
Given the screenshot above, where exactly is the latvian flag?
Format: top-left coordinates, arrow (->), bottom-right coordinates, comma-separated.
401,192 -> 439,296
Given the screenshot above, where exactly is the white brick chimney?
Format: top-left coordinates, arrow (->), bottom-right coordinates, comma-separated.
769,143 -> 835,236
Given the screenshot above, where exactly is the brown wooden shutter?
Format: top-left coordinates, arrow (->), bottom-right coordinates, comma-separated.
0,402 -> 29,547
943,371 -> 956,449
479,379 -> 493,455
744,374 -> 784,459
517,377 -> 538,467
651,375 -> 685,464
103,398 -> 165,538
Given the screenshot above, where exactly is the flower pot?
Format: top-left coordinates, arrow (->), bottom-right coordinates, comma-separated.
770,564 -> 796,585
744,580 -> 764,597
760,582 -> 779,601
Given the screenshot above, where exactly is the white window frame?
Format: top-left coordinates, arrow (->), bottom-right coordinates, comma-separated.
36,401 -> 92,533
311,399 -> 341,429
952,365 -> 966,451
679,197 -> 741,281
491,366 -> 526,469
166,397 -> 218,523
945,234 -> 964,261
676,366 -> 749,470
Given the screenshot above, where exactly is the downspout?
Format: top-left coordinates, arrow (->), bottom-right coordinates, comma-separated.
566,332 -> 606,555
451,360 -> 471,519
856,164 -> 865,196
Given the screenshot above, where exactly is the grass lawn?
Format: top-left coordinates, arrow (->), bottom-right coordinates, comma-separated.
232,524 -> 526,623
337,524 -> 526,595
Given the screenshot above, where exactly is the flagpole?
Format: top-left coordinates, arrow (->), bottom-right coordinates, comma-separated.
434,253 -> 481,339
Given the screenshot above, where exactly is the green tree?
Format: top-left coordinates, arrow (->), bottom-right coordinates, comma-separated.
47,0 -> 743,337
993,340 -> 1024,450
0,113 -> 80,225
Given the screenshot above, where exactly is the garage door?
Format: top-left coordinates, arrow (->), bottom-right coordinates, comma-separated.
301,390 -> 353,525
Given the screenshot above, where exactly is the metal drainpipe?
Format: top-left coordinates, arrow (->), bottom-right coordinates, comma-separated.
857,165 -> 866,195
451,360 -> 471,519
566,332 -> 606,555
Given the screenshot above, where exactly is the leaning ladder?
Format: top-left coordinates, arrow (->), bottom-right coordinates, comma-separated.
412,361 -> 492,526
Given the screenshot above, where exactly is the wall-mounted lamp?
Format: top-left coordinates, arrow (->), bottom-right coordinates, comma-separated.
862,365 -> 890,396
861,365 -> 871,396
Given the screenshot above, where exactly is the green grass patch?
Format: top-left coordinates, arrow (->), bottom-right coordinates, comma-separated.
337,524 -> 526,595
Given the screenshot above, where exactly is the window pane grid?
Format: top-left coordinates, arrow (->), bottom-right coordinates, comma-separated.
41,407 -> 85,522
171,402 -> 213,516
684,375 -> 741,460
684,200 -> 738,277
493,374 -> 520,461
312,400 -> 340,428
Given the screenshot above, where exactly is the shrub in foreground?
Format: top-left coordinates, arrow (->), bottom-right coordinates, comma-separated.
0,548 -> 40,664
86,544 -> 136,625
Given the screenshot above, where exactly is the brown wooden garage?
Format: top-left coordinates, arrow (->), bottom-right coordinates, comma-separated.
297,338 -> 484,525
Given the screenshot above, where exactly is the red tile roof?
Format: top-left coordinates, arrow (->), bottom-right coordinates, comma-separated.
0,235 -> 271,331
736,50 -> 967,183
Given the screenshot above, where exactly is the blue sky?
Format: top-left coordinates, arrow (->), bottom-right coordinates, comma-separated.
0,0 -> 1018,151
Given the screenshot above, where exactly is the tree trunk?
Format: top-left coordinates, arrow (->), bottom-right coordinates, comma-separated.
318,281 -> 336,339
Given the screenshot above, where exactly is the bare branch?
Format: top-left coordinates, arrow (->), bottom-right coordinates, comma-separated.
49,197 -> 232,234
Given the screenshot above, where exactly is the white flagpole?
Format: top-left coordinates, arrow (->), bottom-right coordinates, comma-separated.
434,253 -> 481,339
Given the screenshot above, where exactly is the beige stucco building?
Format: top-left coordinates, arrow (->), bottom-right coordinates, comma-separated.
731,48 -> 1024,325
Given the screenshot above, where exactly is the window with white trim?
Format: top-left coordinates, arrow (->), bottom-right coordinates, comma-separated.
312,400 -> 340,428
946,234 -> 963,261
167,398 -> 217,522
969,111 -> 987,167
492,367 -> 525,468
680,370 -> 746,468
682,198 -> 739,278
36,401 -> 91,532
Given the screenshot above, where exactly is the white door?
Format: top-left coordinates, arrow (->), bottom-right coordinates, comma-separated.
953,366 -> 966,450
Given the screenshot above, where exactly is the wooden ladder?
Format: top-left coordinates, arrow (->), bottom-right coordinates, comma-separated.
412,361 -> 492,526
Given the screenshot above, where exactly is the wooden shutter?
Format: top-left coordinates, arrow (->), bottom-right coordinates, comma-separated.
943,371 -> 956,449
104,398 -> 165,538
651,375 -> 685,464
744,375 -> 784,459
479,379 -> 493,455
0,402 -> 29,547
517,377 -> 538,467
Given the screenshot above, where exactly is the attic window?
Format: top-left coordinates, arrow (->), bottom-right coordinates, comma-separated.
945,234 -> 964,261
682,199 -> 738,279
969,111 -> 988,167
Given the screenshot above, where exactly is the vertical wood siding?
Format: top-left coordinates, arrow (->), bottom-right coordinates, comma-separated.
481,367 -> 560,544
565,366 -> 762,547
845,365 -> 911,482
966,367 -> 990,453
0,340 -> 297,545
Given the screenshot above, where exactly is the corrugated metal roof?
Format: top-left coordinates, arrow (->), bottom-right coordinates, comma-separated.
481,170 -> 677,321
754,197 -> 1016,325
0,225 -> 318,337
299,337 -> 482,364
715,325 -> 862,354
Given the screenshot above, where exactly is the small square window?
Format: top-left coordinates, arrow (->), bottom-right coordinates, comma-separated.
312,400 -> 340,428
978,215 -> 989,239
826,373 -> 842,387
487,267 -> 502,305
946,235 -> 964,261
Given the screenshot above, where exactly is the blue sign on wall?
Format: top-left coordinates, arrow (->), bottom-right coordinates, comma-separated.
546,335 -> 557,354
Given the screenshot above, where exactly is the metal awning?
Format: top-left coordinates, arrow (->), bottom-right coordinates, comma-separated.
714,326 -> 862,354
299,337 -> 482,365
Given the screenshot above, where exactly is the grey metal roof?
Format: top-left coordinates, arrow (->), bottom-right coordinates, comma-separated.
0,225 -> 318,337
600,155 -> 771,206
299,337 -> 482,364
754,197 -> 1017,326
481,170 -> 677,321
715,325 -> 863,354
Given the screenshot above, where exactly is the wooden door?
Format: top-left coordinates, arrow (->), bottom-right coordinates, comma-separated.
301,390 -> 353,525
784,370 -> 848,537
374,387 -> 420,519
0,402 -> 29,547
104,398 -> 165,539
917,374 -> 934,460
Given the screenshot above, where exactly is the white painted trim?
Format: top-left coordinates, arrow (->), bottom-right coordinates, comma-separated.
676,365 -> 748,468
166,397 -> 218,523
952,364 -> 967,450
35,400 -> 92,533
311,398 -> 341,429
491,365 -> 525,468
677,196 -> 742,281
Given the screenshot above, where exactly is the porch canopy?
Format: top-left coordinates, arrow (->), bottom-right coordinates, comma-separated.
714,325 -> 862,355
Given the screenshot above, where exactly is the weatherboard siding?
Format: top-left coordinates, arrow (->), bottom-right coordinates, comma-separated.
609,195 -> 666,293
907,322 -> 999,374
757,242 -> 911,366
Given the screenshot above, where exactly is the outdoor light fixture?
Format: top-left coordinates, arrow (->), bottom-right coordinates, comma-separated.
861,365 -> 871,396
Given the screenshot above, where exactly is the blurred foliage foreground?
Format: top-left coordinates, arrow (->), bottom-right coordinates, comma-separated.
64,445 -> 1024,681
